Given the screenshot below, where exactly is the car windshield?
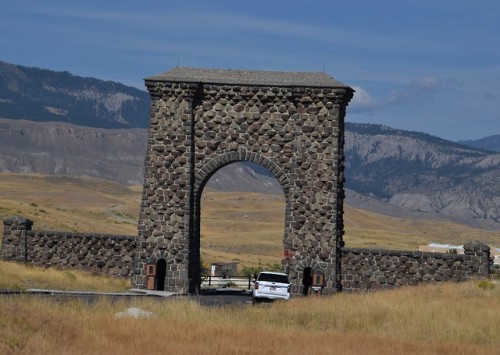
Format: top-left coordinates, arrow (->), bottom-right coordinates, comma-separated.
258,273 -> 289,284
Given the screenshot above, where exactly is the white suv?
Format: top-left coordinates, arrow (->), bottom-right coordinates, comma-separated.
252,271 -> 291,304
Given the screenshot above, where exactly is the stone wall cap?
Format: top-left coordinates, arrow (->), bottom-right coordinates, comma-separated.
3,215 -> 33,226
146,66 -> 351,89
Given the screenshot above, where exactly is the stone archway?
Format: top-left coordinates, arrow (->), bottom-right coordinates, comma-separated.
133,67 -> 353,295
192,151 -> 290,292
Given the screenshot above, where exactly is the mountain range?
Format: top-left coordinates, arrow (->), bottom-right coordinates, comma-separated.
0,61 -> 149,129
0,61 -> 498,230
344,123 -> 499,229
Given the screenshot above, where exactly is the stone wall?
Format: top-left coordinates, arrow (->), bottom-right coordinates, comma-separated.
1,216 -> 496,290
490,263 -> 500,278
340,241 -> 491,291
1,216 -> 136,277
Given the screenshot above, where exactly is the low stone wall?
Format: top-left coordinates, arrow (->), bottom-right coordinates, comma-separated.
340,241 -> 491,291
1,216 -> 136,277
1,216 -> 496,289
490,263 -> 500,278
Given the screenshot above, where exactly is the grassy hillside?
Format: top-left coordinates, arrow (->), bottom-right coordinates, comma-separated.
0,173 -> 140,234
200,190 -> 286,267
1,173 -> 498,269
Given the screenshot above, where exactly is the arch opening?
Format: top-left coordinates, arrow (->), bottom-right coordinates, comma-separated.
156,259 -> 167,291
196,161 -> 287,290
302,267 -> 313,296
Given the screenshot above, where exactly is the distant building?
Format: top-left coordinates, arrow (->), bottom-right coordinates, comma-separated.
419,243 -> 500,265
418,243 -> 464,254
492,248 -> 500,265
210,262 -> 239,277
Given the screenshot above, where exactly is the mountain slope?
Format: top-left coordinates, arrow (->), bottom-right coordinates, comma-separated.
0,61 -> 149,128
0,118 -> 498,229
207,161 -> 284,195
0,118 -> 147,185
344,123 -> 500,227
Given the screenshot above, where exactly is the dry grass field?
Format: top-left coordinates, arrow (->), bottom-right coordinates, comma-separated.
200,190 -> 285,266
0,173 -> 141,235
1,172 -> 499,269
0,260 -> 130,291
0,278 -> 499,354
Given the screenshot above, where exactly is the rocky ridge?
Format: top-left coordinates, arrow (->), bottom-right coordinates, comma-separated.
0,61 -> 149,129
344,123 -> 499,229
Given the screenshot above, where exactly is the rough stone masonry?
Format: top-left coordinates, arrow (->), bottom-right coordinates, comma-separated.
133,67 -> 354,294
1,67 -> 495,295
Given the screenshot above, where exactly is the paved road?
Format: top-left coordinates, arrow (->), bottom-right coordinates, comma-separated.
0,288 -> 254,307
194,289 -> 253,307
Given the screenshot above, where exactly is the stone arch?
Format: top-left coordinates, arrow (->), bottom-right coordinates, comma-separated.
191,150 -> 291,292
147,250 -> 170,264
295,259 -> 327,273
134,67 -> 353,295
194,149 -> 290,195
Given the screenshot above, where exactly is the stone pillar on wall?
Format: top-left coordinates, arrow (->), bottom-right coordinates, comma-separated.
133,81 -> 200,293
1,216 -> 137,276
1,216 -> 33,262
463,241 -> 490,279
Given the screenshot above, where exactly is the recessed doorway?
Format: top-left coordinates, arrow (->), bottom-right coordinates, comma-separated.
156,259 -> 167,291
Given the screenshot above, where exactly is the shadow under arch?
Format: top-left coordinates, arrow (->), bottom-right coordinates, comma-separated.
189,150 -> 291,292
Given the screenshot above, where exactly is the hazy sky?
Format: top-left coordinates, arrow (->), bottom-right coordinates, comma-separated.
1,0 -> 499,141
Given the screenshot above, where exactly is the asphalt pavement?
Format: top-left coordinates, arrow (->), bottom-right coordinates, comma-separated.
0,287 -> 254,307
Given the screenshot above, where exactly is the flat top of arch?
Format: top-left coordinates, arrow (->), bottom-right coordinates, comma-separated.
146,66 -> 349,88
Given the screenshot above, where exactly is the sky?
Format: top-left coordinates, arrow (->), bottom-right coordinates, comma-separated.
1,0 -> 499,141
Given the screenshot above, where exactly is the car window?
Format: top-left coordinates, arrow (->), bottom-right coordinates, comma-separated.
258,273 -> 289,283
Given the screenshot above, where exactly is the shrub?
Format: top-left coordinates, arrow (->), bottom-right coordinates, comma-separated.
63,271 -> 77,281
478,280 -> 495,290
